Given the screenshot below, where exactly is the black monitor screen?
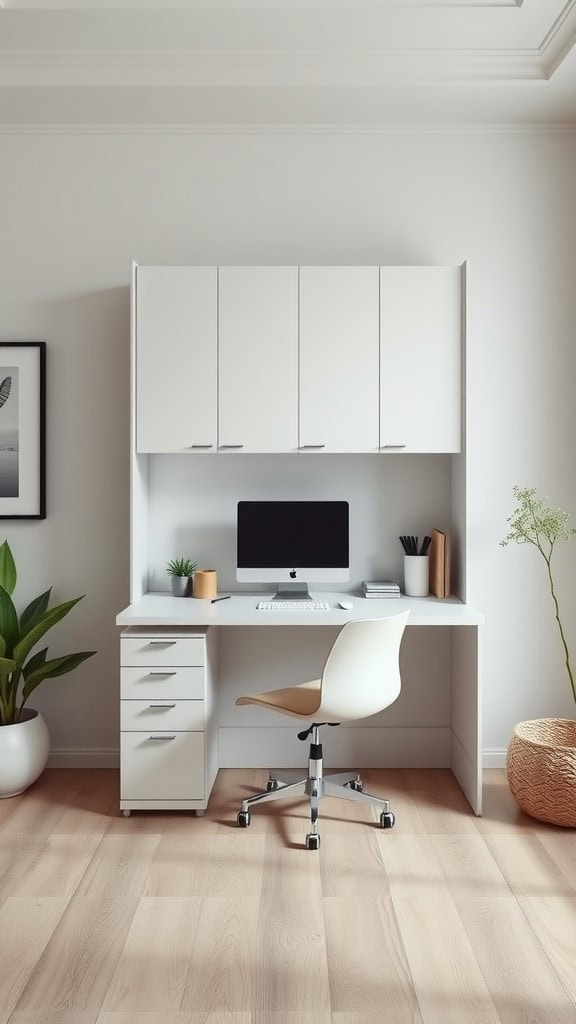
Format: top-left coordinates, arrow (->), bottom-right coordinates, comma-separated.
237,501 -> 349,569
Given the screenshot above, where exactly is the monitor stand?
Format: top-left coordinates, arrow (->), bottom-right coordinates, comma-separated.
271,582 -> 313,602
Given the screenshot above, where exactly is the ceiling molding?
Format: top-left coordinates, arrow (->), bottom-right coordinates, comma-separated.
0,47 -> 550,86
0,1 -> 526,9
2,121 -> 576,134
539,0 -> 576,73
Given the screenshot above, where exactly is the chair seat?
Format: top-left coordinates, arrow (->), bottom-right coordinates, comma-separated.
235,679 -> 321,719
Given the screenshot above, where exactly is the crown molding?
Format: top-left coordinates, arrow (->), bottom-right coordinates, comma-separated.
0,121 -> 574,134
540,0 -> 576,74
0,47 -> 550,85
0,1 -> 526,8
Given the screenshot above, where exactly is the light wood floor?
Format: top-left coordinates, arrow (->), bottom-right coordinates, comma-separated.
1,768 -> 575,1024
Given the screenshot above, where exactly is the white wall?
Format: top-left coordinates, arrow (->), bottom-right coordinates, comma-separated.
1,129 -> 575,762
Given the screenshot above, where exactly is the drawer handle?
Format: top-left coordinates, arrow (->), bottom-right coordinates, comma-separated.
149,704 -> 176,709
380,444 -> 406,450
148,735 -> 176,741
299,444 -> 326,449
189,444 -> 213,449
219,444 -> 245,449
148,671 -> 177,676
147,641 -> 176,646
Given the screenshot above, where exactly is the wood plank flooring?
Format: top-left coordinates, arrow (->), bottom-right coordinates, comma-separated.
0,767 -> 575,1023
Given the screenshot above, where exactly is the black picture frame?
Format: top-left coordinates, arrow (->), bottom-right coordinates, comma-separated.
0,342 -> 46,520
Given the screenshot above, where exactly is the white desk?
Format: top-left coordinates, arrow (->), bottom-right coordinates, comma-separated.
116,592 -> 483,815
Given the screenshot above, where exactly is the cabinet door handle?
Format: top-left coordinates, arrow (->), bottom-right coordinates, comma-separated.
189,444 -> 213,449
299,444 -> 326,449
380,444 -> 407,450
219,444 -> 245,449
148,704 -> 176,709
148,735 -> 176,741
148,671 -> 177,677
147,641 -> 176,646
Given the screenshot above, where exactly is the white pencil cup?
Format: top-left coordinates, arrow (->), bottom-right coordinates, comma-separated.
404,555 -> 429,598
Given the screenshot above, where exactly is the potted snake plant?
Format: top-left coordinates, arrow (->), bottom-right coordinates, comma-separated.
0,540 -> 96,798
502,487 -> 576,826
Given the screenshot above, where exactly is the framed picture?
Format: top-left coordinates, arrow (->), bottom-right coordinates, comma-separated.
0,342 -> 46,520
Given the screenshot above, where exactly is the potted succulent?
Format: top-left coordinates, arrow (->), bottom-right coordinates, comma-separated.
502,486 -> 576,826
0,540 -> 96,798
167,556 -> 198,597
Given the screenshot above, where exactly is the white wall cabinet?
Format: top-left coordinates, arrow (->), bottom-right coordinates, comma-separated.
218,266 -> 298,452
299,266 -> 380,453
135,264 -> 462,455
380,266 -> 462,453
137,266 -> 217,453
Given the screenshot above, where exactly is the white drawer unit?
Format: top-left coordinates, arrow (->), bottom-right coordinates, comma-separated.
120,627 -> 217,816
120,666 -> 205,701
120,699 -> 205,732
121,636 -> 205,668
121,732 -> 205,801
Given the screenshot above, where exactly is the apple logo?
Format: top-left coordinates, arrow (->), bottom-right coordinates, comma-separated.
290,569 -> 297,579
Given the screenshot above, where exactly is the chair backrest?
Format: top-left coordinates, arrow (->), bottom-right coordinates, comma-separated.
315,611 -> 409,722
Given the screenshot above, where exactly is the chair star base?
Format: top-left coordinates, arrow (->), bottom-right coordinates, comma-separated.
236,725 -> 393,847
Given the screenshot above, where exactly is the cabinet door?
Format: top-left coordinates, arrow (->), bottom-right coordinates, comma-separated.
136,266 -> 217,453
218,267 -> 298,452
299,267 -> 379,452
380,266 -> 462,453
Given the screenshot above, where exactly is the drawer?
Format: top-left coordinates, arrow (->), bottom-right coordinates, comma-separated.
121,731 -> 204,800
121,699 -> 204,732
121,636 -> 205,668
121,666 -> 205,700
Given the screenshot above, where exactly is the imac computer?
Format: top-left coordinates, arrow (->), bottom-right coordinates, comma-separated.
237,500 -> 349,602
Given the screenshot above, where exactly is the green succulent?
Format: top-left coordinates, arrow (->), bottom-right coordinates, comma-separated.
0,540 -> 96,726
166,557 -> 198,578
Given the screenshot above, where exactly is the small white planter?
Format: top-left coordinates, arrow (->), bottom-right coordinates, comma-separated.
0,709 -> 50,798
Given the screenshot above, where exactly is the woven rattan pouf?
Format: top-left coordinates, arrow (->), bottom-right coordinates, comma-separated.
507,718 -> 576,827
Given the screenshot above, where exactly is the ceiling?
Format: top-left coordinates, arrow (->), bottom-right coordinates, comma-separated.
1,0 -> 575,128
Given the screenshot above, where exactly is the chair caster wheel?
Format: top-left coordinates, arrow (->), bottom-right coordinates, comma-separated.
349,779 -> 363,792
305,833 -> 321,850
267,779 -> 279,791
237,810 -> 251,828
380,812 -> 395,829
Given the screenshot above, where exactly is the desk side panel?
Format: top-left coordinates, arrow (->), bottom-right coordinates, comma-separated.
450,624 -> 482,814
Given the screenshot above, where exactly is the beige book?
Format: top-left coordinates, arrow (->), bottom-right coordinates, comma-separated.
429,529 -> 449,598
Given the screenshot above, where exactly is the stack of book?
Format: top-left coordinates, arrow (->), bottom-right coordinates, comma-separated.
361,580 -> 401,599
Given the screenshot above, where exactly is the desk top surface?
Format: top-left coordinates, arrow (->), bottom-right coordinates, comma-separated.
117,592 -> 483,628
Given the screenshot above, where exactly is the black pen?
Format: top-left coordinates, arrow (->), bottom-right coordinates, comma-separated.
211,595 -> 231,604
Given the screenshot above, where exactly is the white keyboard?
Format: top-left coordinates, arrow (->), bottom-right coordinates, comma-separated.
257,601 -> 330,611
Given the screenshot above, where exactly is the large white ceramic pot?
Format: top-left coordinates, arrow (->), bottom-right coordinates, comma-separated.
0,708 -> 50,798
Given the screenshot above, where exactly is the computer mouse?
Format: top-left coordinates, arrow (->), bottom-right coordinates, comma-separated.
338,600 -> 353,610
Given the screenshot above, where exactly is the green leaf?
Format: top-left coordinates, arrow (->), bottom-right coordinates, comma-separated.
0,542 -> 16,596
0,635 -> 5,659
19,588 -> 52,639
22,647 -> 48,681
0,656 -> 16,674
22,651 -> 96,702
13,596 -> 84,671
0,585 -> 19,657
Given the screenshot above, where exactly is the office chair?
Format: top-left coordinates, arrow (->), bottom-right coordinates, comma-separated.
235,611 -> 409,849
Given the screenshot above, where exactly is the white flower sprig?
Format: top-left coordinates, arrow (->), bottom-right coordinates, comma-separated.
502,486 -> 576,704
